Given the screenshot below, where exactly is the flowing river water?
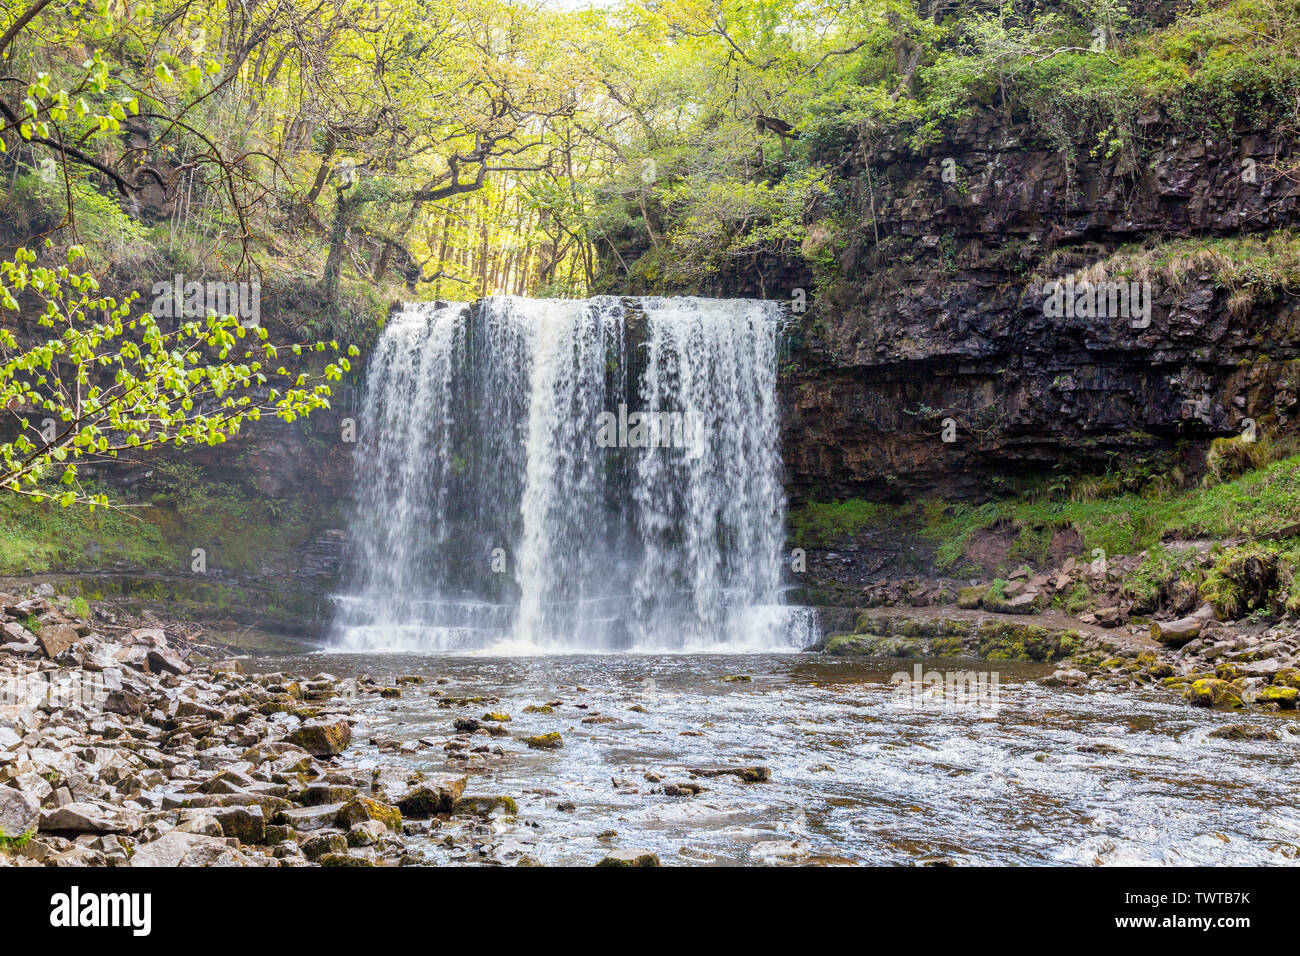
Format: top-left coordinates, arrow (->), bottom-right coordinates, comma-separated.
250,651 -> 1300,866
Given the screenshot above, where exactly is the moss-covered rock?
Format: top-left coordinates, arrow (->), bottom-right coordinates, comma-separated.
335,797 -> 402,832
1200,545 -> 1278,619
824,633 -> 925,657
482,711 -> 511,722
595,849 -> 661,867
1185,678 -> 1245,709
1215,661 -> 1244,681
396,774 -> 468,817
973,621 -> 1061,661
1272,668 -> 1300,690
285,720 -> 351,757
1258,685 -> 1299,708
522,732 -> 564,750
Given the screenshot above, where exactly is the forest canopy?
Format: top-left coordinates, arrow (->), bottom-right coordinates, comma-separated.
0,0 -> 1297,313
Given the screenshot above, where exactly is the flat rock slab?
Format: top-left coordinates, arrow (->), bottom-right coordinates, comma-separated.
40,802 -> 140,834
277,802 -> 346,831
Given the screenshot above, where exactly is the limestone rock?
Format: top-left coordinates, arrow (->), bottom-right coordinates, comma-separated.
1151,616 -> 1203,647
39,802 -> 140,834
0,787 -> 40,839
38,624 -> 82,659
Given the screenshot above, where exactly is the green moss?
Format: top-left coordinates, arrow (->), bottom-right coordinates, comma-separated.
1185,678 -> 1245,709
973,621 -> 1062,661
787,498 -> 883,546
824,632 -> 924,657
0,828 -> 35,854
1258,685 -> 1298,708
335,797 -> 402,832
1201,544 -> 1281,619
0,492 -> 172,573
918,454 -> 1300,573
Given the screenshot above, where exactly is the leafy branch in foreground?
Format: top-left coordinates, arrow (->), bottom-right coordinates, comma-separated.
0,244 -> 356,509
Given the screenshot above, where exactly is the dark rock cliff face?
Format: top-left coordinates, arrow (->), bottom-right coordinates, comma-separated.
781,109 -> 1300,504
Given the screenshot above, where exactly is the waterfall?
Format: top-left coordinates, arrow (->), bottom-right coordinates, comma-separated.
329,295 -> 818,653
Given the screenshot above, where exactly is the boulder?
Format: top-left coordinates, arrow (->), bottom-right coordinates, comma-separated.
1041,668 -> 1088,688
335,797 -> 402,832
38,624 -> 82,659
213,805 -> 267,844
1004,591 -> 1040,613
1093,606 -> 1124,627
300,831 -> 348,861
147,647 -> 190,676
1184,678 -> 1244,709
1241,658 -> 1285,678
1207,724 -> 1280,741
1258,685 -> 1298,708
395,774 -> 468,818
285,720 -> 351,758
103,690 -> 144,717
277,803 -> 346,831
300,784 -> 359,806
129,831 -> 243,867
346,820 -> 388,847
0,787 -> 40,839
1151,616 -> 1203,647
522,732 -> 563,749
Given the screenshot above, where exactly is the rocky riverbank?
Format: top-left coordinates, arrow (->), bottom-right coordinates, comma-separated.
810,543 -> 1300,716
4,554 -> 1298,868
0,585 -> 677,867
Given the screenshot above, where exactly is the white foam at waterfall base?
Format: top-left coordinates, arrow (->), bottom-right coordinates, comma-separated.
329,295 -> 819,654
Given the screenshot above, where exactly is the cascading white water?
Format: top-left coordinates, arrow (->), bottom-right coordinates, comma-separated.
330,295 -> 818,653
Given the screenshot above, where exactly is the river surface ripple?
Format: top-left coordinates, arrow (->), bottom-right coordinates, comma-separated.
250,653 -> 1300,866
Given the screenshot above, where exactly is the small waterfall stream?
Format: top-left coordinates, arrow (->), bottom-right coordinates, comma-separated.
330,295 -> 817,653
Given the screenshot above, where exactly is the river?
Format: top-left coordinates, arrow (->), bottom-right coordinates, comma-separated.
249,651 -> 1300,866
